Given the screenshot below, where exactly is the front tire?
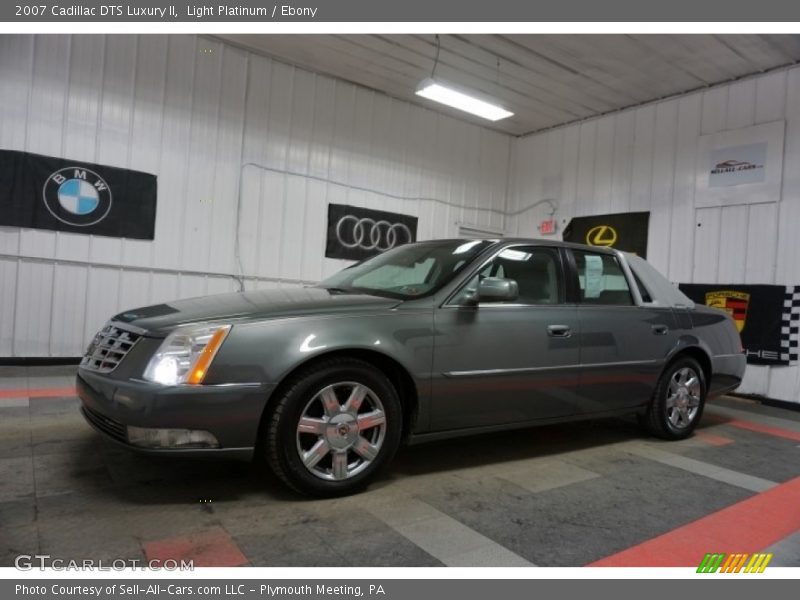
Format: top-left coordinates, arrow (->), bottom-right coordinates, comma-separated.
642,356 -> 706,440
264,357 -> 402,497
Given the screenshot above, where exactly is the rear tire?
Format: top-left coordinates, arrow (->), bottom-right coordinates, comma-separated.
642,356 -> 706,440
263,357 -> 402,497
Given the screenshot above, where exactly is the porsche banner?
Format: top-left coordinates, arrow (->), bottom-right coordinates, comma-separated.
679,283 -> 800,366
0,149 -> 157,239
562,211 -> 650,257
325,203 -> 417,261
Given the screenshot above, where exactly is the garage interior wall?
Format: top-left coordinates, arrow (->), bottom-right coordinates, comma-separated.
0,34 -> 511,357
508,65 -> 800,404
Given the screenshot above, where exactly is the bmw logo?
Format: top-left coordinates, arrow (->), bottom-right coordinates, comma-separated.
42,167 -> 112,227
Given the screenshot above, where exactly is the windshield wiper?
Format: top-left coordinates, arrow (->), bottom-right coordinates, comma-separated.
320,286 -> 354,295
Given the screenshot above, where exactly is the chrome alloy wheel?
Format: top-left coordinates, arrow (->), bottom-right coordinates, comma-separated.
295,382 -> 387,481
666,366 -> 701,429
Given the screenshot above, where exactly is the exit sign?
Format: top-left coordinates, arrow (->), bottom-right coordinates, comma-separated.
539,219 -> 556,235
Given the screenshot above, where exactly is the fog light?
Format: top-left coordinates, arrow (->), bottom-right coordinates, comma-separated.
127,426 -> 220,449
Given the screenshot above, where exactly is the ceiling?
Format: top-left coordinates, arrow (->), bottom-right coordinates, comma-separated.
219,34 -> 800,136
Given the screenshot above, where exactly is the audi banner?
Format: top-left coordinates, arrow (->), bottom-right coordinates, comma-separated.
562,211 -> 650,257
326,203 -> 418,261
0,149 -> 157,239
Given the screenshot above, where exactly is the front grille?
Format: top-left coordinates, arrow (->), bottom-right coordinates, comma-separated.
82,406 -> 128,442
80,322 -> 141,373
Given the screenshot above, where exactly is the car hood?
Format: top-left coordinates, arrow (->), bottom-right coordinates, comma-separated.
111,287 -> 402,336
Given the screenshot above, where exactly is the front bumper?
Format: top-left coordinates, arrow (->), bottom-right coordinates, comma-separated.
77,369 -> 276,459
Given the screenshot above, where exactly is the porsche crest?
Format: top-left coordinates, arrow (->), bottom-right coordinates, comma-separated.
705,290 -> 750,333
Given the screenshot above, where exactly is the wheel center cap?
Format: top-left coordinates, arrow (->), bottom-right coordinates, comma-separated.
326,413 -> 358,450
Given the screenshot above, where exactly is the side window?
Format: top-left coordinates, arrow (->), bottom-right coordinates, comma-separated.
452,247 -> 562,305
572,251 -> 634,306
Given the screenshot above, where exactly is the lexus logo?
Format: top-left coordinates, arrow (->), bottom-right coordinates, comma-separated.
335,215 -> 413,252
585,225 -> 618,248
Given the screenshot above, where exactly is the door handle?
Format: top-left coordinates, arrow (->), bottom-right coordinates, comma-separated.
547,325 -> 572,338
652,324 -> 669,335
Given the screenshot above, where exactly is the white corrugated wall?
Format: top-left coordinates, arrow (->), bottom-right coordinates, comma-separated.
508,65 -> 800,404
0,34 -> 511,357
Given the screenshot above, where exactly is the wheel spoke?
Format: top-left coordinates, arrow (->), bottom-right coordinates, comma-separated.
297,417 -> 326,436
668,408 -> 680,426
344,384 -> 368,414
302,439 -> 330,468
685,376 -> 698,390
353,436 -> 379,461
665,393 -> 677,408
357,409 -> 386,431
332,451 -> 348,480
687,395 -> 701,408
319,387 -> 341,417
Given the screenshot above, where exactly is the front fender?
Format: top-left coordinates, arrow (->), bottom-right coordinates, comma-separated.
205,310 -> 435,388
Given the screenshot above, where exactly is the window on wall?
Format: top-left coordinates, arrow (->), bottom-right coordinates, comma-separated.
572,250 -> 634,306
452,246 -> 563,305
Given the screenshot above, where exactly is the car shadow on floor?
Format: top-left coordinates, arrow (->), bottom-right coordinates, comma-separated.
69,412 -> 691,506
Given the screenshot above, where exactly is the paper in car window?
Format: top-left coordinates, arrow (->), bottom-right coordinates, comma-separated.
584,255 -> 604,298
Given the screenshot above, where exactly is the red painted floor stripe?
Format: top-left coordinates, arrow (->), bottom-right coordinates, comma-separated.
590,477 -> 800,567
727,419 -> 800,443
694,431 -> 734,447
0,387 -> 76,399
143,526 -> 249,567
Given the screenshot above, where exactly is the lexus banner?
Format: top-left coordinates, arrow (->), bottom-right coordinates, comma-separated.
679,283 -> 800,366
326,203 -> 417,261
562,211 -> 650,257
0,149 -> 157,240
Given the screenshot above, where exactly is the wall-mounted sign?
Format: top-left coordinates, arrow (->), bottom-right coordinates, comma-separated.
562,211 -> 650,257
0,149 -> 157,239
538,219 -> 556,235
325,203 -> 418,261
709,142 -> 767,188
679,283 -> 799,366
695,120 -> 785,208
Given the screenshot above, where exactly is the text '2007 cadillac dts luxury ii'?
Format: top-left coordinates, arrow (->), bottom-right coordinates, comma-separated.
77,239 -> 745,496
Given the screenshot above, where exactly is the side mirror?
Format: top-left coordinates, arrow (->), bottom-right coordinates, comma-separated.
476,277 -> 519,303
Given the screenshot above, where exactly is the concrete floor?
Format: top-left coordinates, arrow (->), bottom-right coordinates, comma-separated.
2,365 -> 799,568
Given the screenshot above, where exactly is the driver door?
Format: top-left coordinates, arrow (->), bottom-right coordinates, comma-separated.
430,246 -> 581,432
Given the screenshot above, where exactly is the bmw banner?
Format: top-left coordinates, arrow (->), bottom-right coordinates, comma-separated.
679,283 -> 800,366
326,203 -> 417,261
0,149 -> 157,239
562,211 -> 650,257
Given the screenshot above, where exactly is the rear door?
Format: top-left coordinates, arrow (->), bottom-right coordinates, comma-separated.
430,245 -> 581,431
567,249 -> 679,414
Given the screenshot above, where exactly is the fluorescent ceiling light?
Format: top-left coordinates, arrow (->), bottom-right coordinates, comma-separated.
416,78 -> 514,122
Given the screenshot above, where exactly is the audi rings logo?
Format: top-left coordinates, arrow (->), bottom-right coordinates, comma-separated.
326,204 -> 418,260
335,216 -> 413,252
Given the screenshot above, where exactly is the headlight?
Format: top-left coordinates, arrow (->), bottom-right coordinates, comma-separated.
143,323 -> 231,385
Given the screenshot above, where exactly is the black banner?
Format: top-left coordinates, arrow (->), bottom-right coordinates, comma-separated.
325,203 -> 417,261
562,211 -> 650,257
679,283 -> 799,366
0,149 -> 157,239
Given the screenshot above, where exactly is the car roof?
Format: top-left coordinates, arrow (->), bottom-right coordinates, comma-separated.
414,237 -> 620,255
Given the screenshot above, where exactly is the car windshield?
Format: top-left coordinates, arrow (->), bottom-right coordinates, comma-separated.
318,240 -> 494,299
